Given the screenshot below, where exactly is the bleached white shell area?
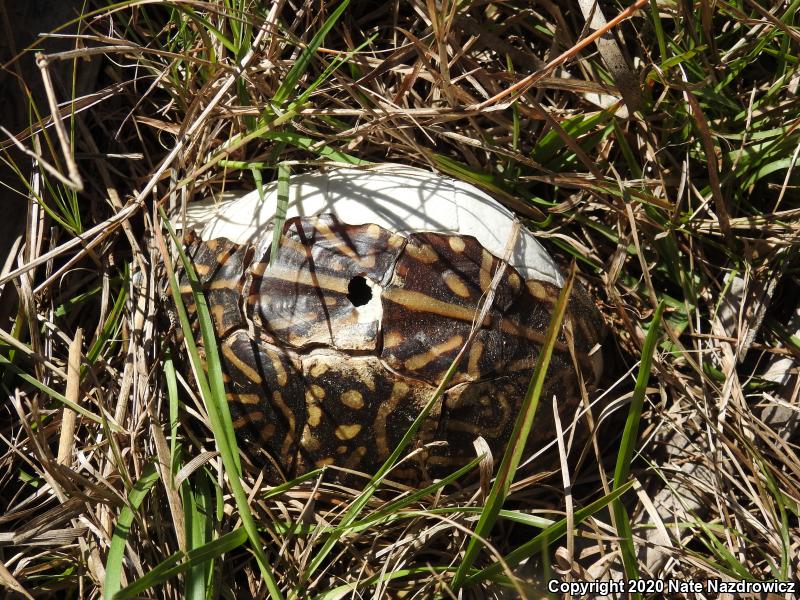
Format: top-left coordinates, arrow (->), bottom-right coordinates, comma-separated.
181,164 -> 563,286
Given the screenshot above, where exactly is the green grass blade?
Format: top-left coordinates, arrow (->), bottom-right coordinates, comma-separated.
172,4 -> 237,54
104,461 -> 161,600
260,130 -> 369,164
297,372 -> 451,593
86,284 -> 127,367
112,528 -> 248,600
0,354 -> 120,432
612,300 -> 665,591
649,0 -> 668,62
182,471 -> 214,600
270,163 -> 290,266
272,0 -> 350,107
159,209 -> 284,599
290,33 -> 376,110
350,456 -> 484,531
451,266 -> 576,590
310,566 -> 451,600
758,459 -> 791,580
690,517 -> 755,580
465,480 -> 636,585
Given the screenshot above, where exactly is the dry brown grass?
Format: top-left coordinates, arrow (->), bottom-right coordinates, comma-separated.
1,0 -> 799,597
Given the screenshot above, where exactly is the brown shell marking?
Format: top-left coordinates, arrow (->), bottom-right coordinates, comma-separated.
181,233 -> 250,336
425,376 -> 527,469
248,216 -> 406,351
297,355 -> 437,473
381,232 -> 553,386
221,330 -> 305,475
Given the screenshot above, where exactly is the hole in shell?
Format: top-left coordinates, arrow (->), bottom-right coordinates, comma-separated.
347,276 -> 372,307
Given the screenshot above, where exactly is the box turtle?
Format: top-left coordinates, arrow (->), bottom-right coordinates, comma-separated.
176,165 -> 605,482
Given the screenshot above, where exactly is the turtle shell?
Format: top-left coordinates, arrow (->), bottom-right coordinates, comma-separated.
178,209 -> 605,482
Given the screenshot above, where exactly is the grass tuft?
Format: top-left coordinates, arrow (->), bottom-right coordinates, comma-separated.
1,0 -> 798,597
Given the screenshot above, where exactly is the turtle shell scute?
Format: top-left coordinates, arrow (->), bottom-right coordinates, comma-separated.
248,216 -> 406,351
